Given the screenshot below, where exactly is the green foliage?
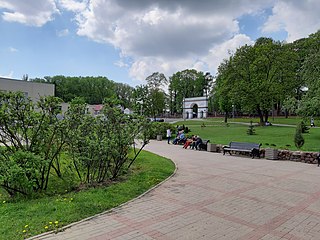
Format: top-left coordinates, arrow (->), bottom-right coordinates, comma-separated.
0,151 -> 175,240
66,97 -> 152,183
300,121 -> 309,133
294,122 -> 305,149
148,122 -> 175,139
133,73 -> 167,118
168,69 -> 211,115
0,92 -> 150,197
247,121 -> 256,135
214,36 -> 308,123
0,150 -> 46,196
0,92 -> 67,197
31,76 -> 134,108
297,96 -> 320,118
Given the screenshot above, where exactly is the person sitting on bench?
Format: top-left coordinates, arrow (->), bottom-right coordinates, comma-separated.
183,135 -> 195,149
191,136 -> 202,150
173,131 -> 185,145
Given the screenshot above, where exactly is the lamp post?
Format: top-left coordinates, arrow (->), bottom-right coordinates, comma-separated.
232,104 -> 235,118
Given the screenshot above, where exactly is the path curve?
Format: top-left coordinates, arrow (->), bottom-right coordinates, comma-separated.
34,140 -> 320,240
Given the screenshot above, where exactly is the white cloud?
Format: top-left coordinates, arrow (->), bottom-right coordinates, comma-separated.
0,0 -> 58,26
8,47 -> 18,52
262,0 -> 320,42
2,0 -> 318,84
205,34 -> 254,76
70,0 -> 272,82
58,0 -> 87,12
57,28 -> 69,37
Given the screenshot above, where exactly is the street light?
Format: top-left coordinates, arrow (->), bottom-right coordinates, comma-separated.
232,104 -> 235,118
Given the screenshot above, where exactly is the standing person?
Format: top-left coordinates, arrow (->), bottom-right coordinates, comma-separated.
166,128 -> 171,144
311,118 -> 315,127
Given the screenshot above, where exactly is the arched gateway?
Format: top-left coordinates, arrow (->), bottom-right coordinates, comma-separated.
183,97 -> 208,119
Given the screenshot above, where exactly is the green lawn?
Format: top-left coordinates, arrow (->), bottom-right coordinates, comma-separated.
0,151 -> 175,240
175,119 -> 320,152
189,116 -> 313,126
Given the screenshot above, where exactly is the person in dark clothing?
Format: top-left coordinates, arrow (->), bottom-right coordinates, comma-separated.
195,136 -> 203,150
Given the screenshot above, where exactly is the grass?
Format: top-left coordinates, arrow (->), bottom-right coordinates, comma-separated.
0,151 -> 175,240
174,118 -> 320,152
193,116 -> 314,125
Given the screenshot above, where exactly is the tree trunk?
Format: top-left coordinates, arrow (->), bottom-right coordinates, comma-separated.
256,106 -> 264,125
264,110 -> 269,123
224,112 -> 228,123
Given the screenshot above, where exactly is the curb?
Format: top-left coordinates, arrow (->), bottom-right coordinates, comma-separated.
28,155 -> 177,240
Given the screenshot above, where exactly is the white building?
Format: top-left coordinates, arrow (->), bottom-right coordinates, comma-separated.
183,97 -> 208,119
0,77 -> 54,102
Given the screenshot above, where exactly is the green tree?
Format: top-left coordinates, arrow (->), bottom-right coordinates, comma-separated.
294,122 -> 305,149
214,38 -> 299,124
114,83 -> 134,109
133,72 -> 167,118
32,76 -> 116,104
65,98 -> 151,183
213,58 -> 234,122
168,69 -> 208,115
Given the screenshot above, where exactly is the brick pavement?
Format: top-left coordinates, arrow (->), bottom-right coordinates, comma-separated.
32,140 -> 320,240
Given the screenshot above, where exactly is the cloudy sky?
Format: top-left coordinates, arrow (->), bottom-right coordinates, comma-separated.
0,0 -> 319,86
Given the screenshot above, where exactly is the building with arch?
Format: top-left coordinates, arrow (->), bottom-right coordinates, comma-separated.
183,97 -> 208,119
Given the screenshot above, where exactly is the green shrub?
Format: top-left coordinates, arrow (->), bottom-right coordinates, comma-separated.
294,122 -> 305,149
300,121 -> 309,133
149,122 -> 175,139
247,121 -> 256,135
0,150 -> 46,196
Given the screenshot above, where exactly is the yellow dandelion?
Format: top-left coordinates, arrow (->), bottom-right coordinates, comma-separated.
2,201 -> 6,204
44,226 -> 49,229
22,230 -> 27,233
24,225 -> 29,228
49,221 -> 53,224
54,221 -> 59,224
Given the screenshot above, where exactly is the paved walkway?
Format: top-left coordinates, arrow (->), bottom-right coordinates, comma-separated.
34,141 -> 320,240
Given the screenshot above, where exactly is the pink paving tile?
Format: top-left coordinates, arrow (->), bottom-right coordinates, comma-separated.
31,141 -> 320,240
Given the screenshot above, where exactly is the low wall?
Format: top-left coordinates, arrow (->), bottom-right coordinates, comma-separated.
276,150 -> 318,164
212,145 -> 318,164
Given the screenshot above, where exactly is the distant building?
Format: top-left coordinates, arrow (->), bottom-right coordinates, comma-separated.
183,97 -> 208,119
0,77 -> 54,102
123,108 -> 133,115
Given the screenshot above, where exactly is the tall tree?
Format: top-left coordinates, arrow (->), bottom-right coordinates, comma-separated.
168,69 -> 208,115
214,38 -> 299,124
134,72 -> 167,118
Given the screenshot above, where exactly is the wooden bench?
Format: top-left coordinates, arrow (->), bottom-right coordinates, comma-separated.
223,142 -> 261,158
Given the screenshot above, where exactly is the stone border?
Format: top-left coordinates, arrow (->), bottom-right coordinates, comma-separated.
276,149 -> 318,164
209,144 -> 318,164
